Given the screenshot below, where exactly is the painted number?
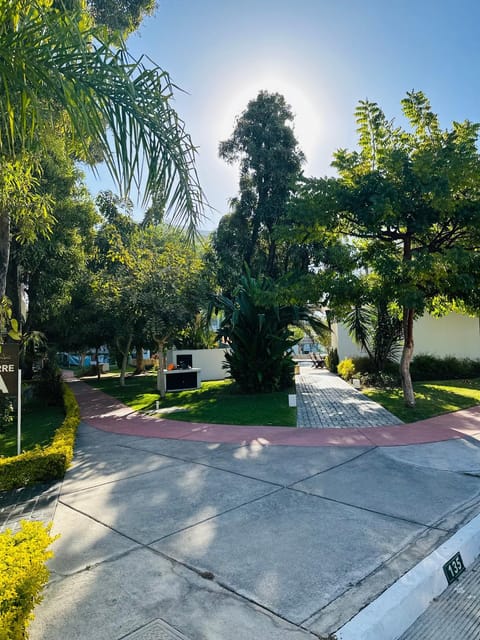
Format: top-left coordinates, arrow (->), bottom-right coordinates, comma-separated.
443,553 -> 465,584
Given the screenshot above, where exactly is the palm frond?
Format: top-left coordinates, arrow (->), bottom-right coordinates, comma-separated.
0,0 -> 204,235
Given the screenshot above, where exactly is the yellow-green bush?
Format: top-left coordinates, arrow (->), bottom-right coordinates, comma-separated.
0,521 -> 57,640
337,358 -> 356,382
0,383 -> 80,491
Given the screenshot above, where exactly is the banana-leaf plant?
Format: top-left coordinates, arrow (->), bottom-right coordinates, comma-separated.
215,270 -> 329,393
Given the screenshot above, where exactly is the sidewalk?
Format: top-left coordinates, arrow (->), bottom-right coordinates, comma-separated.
7,376 -> 476,639
295,366 -> 403,428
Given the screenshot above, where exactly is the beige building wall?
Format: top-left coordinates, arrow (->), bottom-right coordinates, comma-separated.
332,321 -> 368,361
413,313 -> 480,359
333,312 -> 480,361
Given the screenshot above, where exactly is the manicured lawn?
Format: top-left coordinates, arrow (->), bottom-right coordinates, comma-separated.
0,400 -> 65,458
363,378 -> 480,423
85,373 -> 296,426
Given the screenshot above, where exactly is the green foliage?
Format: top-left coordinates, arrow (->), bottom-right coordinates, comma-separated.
0,520 -> 57,640
300,91 -> 480,405
174,312 -> 218,349
0,0 -> 203,302
215,270 -> 328,393
0,297 -> 21,342
326,347 -> 339,373
37,359 -> 63,405
88,0 -> 156,36
337,358 -> 356,381
0,0 -> 203,225
343,302 -> 402,372
216,91 -> 304,283
0,383 -> 80,491
0,396 -> 14,432
410,354 -> 480,382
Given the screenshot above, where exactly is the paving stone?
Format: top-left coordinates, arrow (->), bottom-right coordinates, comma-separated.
295,368 -> 402,429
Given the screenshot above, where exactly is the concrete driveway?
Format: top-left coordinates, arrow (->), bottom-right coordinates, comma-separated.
28,415 -> 480,639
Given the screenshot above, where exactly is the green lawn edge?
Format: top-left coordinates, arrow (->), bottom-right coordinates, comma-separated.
362,378 -> 480,423
84,374 -> 296,427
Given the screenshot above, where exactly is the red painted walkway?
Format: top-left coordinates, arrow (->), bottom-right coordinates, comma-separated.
69,379 -> 480,448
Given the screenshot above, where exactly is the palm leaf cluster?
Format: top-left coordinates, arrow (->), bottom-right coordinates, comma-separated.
216,270 -> 328,393
0,0 -> 203,234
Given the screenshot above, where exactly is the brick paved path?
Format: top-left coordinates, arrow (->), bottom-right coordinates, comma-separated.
296,367 -> 403,428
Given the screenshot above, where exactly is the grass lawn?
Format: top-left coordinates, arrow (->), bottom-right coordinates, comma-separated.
363,378 -> 480,423
0,400 -> 65,458
85,373 -> 296,427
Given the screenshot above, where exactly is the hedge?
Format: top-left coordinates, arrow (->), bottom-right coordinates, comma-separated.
0,383 -> 80,491
0,521 -> 57,640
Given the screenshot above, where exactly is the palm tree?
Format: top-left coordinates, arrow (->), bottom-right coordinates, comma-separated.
0,0 -> 204,299
215,269 -> 329,393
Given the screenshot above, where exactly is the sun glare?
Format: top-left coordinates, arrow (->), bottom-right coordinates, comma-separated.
216,72 -> 323,167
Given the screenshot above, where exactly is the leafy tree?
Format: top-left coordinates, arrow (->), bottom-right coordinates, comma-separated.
8,140 -> 99,336
86,0 -> 157,36
216,91 -> 304,283
0,0 -> 203,300
215,269 -> 329,393
301,92 -> 480,406
138,232 -> 209,395
174,312 -> 218,350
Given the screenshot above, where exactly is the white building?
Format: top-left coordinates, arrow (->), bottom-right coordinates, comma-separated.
331,312 -> 480,361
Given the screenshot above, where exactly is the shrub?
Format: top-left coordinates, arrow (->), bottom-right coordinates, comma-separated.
351,356 -> 376,375
326,347 -> 339,373
0,383 -> 80,491
360,371 -> 401,389
410,354 -> 480,381
36,360 -> 63,406
0,521 -> 57,639
338,358 -> 356,381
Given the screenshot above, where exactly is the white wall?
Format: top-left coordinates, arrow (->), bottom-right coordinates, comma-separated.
414,313 -> 480,359
166,348 -> 228,381
332,313 -> 480,362
332,322 -> 368,361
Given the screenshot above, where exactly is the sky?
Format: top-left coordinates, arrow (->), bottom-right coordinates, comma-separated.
84,0 -> 480,231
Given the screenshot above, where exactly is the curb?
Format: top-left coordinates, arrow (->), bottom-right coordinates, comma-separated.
336,512 -> 480,640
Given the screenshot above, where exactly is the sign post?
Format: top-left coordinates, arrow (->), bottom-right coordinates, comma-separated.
0,344 -> 20,453
17,367 -> 21,455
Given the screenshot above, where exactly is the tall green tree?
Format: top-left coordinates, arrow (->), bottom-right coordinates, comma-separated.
7,138 -> 99,335
0,0 -> 203,300
301,92 -> 480,406
216,91 -> 304,283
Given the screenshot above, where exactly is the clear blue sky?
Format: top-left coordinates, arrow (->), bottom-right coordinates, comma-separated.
84,0 -> 480,230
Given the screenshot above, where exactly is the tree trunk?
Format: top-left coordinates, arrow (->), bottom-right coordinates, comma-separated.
95,347 -> 101,381
133,343 -> 145,375
119,335 -> 132,387
0,210 -> 11,299
156,341 -> 167,397
265,237 -> 277,279
6,253 -> 22,331
400,306 -> 415,407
